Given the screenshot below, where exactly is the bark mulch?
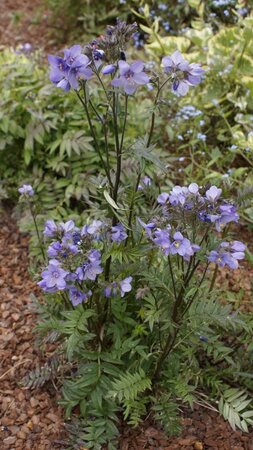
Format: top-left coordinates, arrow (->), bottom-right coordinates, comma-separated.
1,210 -> 253,449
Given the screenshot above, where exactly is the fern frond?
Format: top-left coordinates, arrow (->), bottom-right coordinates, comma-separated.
108,368 -> 151,402
219,388 -> 253,432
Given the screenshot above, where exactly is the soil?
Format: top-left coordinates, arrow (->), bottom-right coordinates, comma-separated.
0,0 -> 57,52
0,210 -> 253,450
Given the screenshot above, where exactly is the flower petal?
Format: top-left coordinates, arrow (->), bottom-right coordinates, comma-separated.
132,72 -> 149,85
130,60 -> 144,73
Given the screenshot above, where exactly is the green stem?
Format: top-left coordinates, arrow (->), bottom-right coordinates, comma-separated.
75,88 -> 113,190
209,264 -> 218,292
112,92 -> 123,205
29,204 -> 46,261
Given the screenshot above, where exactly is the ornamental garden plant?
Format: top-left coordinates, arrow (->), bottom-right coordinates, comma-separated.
19,20 -> 253,450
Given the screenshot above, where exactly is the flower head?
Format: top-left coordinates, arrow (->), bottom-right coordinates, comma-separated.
43,220 -> 58,237
48,45 -> 93,91
111,60 -> 149,95
69,287 -> 91,306
38,260 -> 68,291
18,184 -> 34,197
162,51 -> 204,96
205,186 -> 222,203
120,276 -> 133,297
208,241 -> 246,269
111,223 -> 128,243
76,250 -> 103,281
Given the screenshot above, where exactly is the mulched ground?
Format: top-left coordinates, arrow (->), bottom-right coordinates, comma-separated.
0,210 -> 253,450
0,0 -> 57,51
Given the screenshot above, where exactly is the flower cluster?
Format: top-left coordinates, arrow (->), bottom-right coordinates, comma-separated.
38,219 -> 131,306
162,51 -> 205,96
48,45 -> 93,92
18,184 -> 34,197
140,183 -> 245,269
48,23 -> 204,97
208,241 -> 246,269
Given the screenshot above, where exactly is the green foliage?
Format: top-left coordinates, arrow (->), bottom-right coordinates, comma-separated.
219,388 -> 253,432
152,393 -> 182,436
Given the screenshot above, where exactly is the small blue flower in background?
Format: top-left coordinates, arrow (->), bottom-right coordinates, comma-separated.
111,60 -> 150,95
18,184 -> 34,197
138,176 -> 152,190
48,45 -> 93,91
162,51 -> 205,96
111,223 -> 128,243
120,276 -> 133,297
197,133 -> 206,142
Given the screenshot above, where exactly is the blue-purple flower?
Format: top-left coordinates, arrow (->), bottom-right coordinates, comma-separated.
38,260 -> 68,291
48,45 -> 93,91
76,250 -> 103,281
101,64 -> 116,75
111,223 -> 128,243
153,228 -> 171,255
69,287 -> 91,307
208,241 -> 246,269
120,276 -> 133,297
111,60 -> 149,95
162,51 -> 204,96
43,220 -> 58,237
170,232 -> 199,260
81,220 -> 104,237
205,186 -> 222,203
18,184 -> 34,197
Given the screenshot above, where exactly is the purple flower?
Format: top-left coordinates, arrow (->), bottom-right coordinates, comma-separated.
81,220 -> 104,237
170,232 -> 192,257
43,220 -> 58,237
59,220 -> 76,234
47,241 -> 62,258
18,184 -> 34,197
153,228 -> 171,255
205,186 -> 222,203
111,60 -> 149,95
169,186 -> 188,206
138,219 -> 156,238
48,45 -> 92,91
208,241 -> 245,269
92,49 -> 105,68
104,282 -> 118,298
101,64 -> 116,75
162,51 -> 204,96
209,204 -> 239,231
157,192 -> 170,205
138,176 -> 152,190
76,250 -> 103,281
69,287 -> 91,307
38,260 -> 68,291
188,183 -> 199,195
119,276 -> 133,297
111,223 -> 128,243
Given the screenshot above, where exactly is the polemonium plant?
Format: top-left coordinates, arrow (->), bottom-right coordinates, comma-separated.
21,21 -> 253,449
